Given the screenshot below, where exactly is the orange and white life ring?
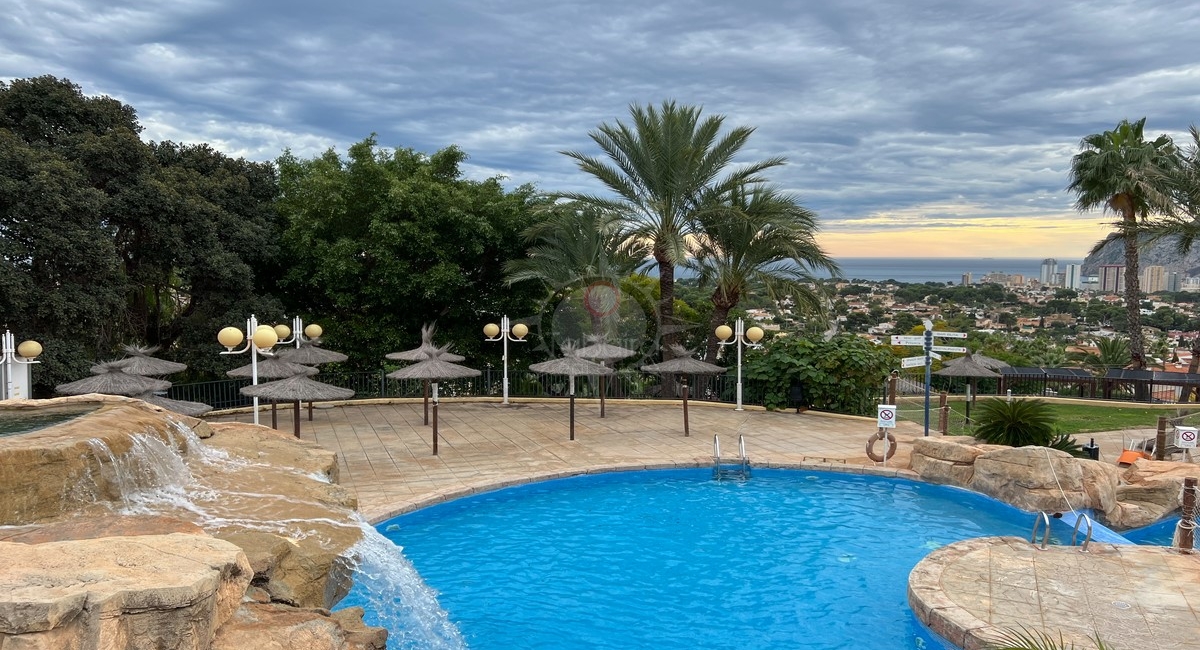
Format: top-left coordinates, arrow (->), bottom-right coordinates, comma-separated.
866,430 -> 897,462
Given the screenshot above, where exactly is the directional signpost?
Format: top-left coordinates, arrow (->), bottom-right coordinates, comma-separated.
891,321 -> 972,437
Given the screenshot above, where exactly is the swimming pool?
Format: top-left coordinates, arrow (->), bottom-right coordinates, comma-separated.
344,469 -> 1051,649
0,405 -> 98,437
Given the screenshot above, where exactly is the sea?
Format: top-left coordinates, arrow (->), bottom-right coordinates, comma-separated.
827,257 -> 1084,285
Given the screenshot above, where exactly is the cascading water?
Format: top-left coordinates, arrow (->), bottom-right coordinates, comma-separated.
341,520 -> 467,650
77,416 -> 465,649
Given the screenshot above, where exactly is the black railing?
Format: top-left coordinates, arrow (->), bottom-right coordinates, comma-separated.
169,368 -> 771,410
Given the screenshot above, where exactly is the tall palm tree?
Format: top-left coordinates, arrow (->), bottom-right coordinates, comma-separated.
504,203 -> 647,335
559,101 -> 785,357
687,185 -> 839,362
1067,118 -> 1178,375
1140,125 -> 1200,399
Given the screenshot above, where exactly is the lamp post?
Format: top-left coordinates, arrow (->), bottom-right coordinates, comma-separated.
483,316 -> 528,405
715,318 -> 764,411
218,315 -> 279,425
2,330 -> 42,400
274,316 -> 323,349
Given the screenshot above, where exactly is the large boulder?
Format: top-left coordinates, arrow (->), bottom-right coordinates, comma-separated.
969,447 -> 1092,513
0,533 -> 251,649
211,604 -> 386,650
910,438 -> 989,486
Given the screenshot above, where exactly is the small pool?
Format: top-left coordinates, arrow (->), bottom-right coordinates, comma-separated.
346,469 -> 1057,649
0,405 -> 98,438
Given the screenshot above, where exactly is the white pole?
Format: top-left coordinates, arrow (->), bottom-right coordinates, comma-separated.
2,330 -> 13,401
249,315 -> 260,426
735,317 -> 745,411
501,315 -> 510,405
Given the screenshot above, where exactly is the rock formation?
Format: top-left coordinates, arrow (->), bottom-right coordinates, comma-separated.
909,436 -> 1200,529
0,395 -> 387,649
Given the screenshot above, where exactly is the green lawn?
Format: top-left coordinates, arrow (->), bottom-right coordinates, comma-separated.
898,398 -> 1199,437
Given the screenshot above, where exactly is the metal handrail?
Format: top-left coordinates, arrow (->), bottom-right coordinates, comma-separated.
1031,512 -> 1051,550
1071,513 -> 1093,552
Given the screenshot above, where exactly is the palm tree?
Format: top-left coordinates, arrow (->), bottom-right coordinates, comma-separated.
560,101 -> 785,357
1067,118 -> 1178,375
504,203 -> 647,336
686,185 -> 839,362
1067,336 -> 1131,375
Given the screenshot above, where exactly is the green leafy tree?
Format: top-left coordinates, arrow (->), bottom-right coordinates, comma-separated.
1067,118 -> 1178,372
687,185 -> 838,362
0,76 -> 282,389
276,137 -> 544,370
560,101 -> 784,358
744,333 -> 894,415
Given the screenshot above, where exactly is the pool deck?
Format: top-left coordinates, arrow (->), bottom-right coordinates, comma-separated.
209,399 -> 1200,650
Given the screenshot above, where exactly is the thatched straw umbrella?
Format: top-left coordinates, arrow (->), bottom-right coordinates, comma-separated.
275,342 -> 348,365
576,334 -> 636,418
275,343 -> 348,421
386,327 -> 465,425
118,345 -> 188,376
387,346 -> 480,455
136,393 -> 213,417
934,353 -> 1002,424
528,344 -> 614,440
640,345 -> 727,437
963,351 -> 1010,371
227,358 -> 318,428
56,360 -> 172,397
240,375 -> 354,438
385,323 -> 465,362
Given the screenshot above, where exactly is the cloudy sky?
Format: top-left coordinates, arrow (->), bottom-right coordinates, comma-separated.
4,0 -> 1199,259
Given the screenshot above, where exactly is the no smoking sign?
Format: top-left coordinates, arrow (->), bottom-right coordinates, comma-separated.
877,405 -> 897,429
1177,427 -> 1198,449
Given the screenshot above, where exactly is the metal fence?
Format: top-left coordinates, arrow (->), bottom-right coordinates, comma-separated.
169,368 -> 770,411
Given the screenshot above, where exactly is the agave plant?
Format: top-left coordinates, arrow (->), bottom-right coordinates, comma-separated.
987,625 -> 1112,650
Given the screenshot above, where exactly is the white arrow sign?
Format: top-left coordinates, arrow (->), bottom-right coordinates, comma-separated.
931,345 -> 968,353
891,335 -> 926,346
932,331 -> 968,339
901,356 -> 926,368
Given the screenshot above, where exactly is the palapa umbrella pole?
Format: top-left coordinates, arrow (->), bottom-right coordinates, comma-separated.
424,380 -> 430,426
308,401 -> 313,421
432,382 -> 439,455
294,400 -> 301,438
600,370 -> 606,419
271,401 -> 278,429
569,375 -> 576,441
682,376 -> 690,437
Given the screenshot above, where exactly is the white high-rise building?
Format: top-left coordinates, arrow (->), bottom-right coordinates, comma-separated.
1040,258 -> 1058,286
1064,264 -> 1082,290
1141,265 -> 1166,294
961,272 -> 972,286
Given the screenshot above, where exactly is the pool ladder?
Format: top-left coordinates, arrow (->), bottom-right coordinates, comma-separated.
713,434 -> 751,481
1031,511 -> 1093,552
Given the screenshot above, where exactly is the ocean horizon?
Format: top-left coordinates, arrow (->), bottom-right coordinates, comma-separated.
826,257 -> 1084,284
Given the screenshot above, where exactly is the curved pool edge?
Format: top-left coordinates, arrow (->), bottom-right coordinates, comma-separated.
908,536 -> 1200,650
365,459 -> 919,524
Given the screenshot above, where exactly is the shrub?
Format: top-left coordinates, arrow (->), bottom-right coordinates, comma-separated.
743,334 -> 894,416
972,398 -> 1087,457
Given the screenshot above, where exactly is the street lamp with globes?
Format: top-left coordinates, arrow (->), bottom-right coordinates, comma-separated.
483,316 -> 528,405
2,330 -> 43,400
715,318 -> 765,411
273,316 -> 323,349
217,315 -> 279,425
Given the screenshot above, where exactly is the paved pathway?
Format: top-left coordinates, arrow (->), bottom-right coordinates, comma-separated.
210,398 -> 921,522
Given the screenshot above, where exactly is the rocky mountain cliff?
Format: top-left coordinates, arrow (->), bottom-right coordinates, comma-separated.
1082,235 -> 1200,277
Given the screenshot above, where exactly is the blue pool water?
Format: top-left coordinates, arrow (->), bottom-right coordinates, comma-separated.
345,470 -> 1053,649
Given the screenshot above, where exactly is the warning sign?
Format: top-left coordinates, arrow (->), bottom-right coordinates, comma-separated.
877,405 -> 897,429
1177,427 -> 1198,449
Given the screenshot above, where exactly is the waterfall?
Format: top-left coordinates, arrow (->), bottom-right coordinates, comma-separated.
343,519 -> 468,650
77,417 -> 466,649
